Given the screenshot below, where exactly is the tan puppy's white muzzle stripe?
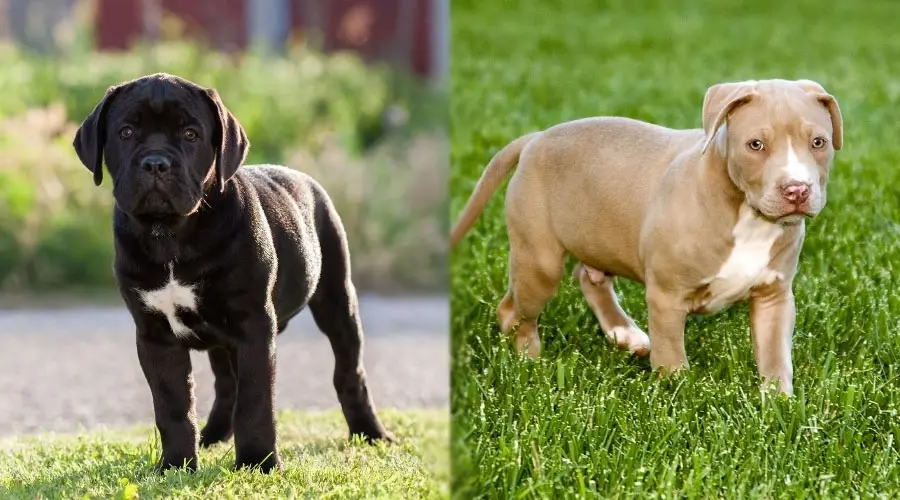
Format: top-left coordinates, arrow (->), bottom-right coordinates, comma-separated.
783,138 -> 818,186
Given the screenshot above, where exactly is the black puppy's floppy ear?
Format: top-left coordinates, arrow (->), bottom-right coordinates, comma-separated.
203,88 -> 249,192
73,85 -> 123,186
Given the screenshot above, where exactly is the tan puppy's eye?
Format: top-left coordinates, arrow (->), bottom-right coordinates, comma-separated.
811,137 -> 827,149
747,139 -> 764,151
119,126 -> 133,140
183,128 -> 198,142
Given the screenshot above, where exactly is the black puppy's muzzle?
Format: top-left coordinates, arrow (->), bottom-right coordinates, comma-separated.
126,153 -> 179,215
141,154 -> 171,176
116,150 -> 203,220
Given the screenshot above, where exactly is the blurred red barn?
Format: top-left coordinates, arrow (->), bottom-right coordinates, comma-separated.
94,0 -> 440,79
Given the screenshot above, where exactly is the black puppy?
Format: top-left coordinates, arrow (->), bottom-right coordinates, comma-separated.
72,73 -> 393,473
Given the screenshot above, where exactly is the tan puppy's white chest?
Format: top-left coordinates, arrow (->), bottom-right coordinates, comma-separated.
699,205 -> 784,313
137,263 -> 199,339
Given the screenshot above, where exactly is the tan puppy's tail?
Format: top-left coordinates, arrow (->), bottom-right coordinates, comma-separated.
450,132 -> 539,248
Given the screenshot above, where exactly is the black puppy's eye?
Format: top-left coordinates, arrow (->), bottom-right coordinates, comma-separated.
119,126 -> 133,140
747,139 -> 765,151
811,137 -> 827,149
183,128 -> 198,142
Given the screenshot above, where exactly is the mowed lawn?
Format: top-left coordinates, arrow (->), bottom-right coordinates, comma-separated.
0,410 -> 448,499
451,0 -> 900,497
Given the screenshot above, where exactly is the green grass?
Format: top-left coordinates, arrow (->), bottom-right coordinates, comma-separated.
450,0 -> 900,497
0,409 -> 448,499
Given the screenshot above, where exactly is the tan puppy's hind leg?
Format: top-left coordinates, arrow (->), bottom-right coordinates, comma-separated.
500,234 -> 565,359
575,263 -> 650,356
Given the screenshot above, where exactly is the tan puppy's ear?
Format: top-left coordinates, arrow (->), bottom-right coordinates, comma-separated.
701,81 -> 758,155
796,79 -> 843,151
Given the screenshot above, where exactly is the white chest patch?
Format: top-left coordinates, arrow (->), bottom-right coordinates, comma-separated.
137,263 -> 199,339
702,205 -> 784,313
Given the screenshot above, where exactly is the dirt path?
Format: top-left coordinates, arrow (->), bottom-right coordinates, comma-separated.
0,295 -> 448,436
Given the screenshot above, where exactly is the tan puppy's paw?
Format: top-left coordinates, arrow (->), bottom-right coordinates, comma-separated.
653,365 -> 689,378
650,357 -> 690,376
513,333 -> 541,359
759,377 -> 793,398
608,325 -> 651,357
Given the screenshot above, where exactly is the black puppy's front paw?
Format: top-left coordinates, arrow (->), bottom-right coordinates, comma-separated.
351,424 -> 397,445
199,423 -> 233,448
154,454 -> 199,474
234,449 -> 282,474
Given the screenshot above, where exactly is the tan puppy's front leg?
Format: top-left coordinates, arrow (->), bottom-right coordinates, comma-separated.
646,287 -> 689,373
749,284 -> 795,396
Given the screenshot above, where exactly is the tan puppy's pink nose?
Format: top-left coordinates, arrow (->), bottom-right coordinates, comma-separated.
782,183 -> 810,204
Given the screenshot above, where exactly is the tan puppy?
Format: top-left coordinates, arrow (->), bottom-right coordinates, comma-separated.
451,79 -> 843,395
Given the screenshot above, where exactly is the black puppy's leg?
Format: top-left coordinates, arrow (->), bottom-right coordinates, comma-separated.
309,223 -> 394,443
199,347 -> 237,447
136,336 -> 199,472
231,314 -> 282,473
310,280 -> 394,443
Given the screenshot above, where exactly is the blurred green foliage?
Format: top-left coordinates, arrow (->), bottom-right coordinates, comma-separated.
0,40 -> 447,293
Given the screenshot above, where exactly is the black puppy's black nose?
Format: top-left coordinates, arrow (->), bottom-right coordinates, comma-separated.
141,155 -> 171,174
